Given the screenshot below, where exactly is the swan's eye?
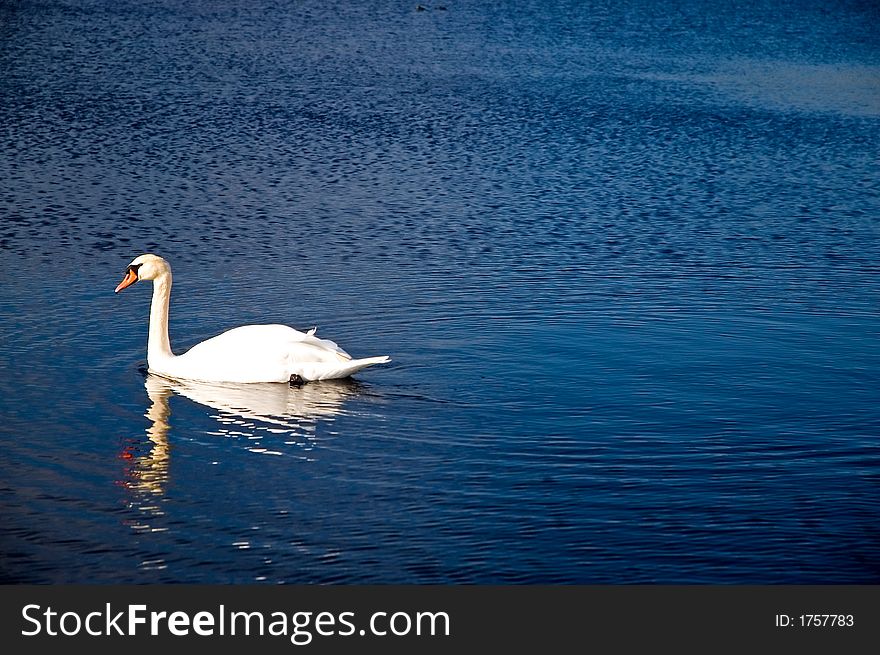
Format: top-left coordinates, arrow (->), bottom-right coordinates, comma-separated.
127,263 -> 143,276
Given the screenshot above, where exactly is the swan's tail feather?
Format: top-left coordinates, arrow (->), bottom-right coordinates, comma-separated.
311,355 -> 391,381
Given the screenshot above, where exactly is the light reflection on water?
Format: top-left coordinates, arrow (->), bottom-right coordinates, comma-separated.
121,375 -> 366,539
709,61 -> 880,117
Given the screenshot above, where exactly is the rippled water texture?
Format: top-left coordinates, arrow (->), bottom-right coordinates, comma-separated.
1,0 -> 878,583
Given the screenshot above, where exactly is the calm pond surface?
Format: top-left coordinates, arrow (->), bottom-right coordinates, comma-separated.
1,0 -> 878,583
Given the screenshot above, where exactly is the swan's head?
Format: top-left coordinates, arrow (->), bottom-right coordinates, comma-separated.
115,254 -> 171,293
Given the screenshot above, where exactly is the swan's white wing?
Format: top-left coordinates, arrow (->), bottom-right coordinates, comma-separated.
292,326 -> 352,360
162,324 -> 359,383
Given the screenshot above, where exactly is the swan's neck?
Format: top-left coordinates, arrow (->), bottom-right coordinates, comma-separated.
147,273 -> 174,366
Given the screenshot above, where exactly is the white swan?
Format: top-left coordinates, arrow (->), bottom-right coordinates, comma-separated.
115,254 -> 391,383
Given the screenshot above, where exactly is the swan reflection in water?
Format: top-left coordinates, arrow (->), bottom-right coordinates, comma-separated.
121,373 -> 364,514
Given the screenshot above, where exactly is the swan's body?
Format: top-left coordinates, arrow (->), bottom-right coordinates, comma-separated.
115,254 -> 390,383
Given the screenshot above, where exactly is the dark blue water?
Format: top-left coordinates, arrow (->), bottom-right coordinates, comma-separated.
1,0 -> 878,583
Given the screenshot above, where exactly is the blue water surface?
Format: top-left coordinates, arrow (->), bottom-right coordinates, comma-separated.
0,0 -> 878,583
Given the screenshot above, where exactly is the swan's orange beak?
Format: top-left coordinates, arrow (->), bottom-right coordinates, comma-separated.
115,268 -> 138,293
